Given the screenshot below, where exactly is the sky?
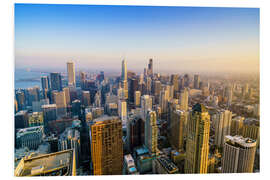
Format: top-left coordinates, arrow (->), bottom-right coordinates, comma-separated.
15,4 -> 259,74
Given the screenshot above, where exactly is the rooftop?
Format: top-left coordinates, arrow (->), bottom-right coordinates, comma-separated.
225,135 -> 257,148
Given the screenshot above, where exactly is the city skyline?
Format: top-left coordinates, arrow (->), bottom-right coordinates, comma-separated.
15,4 -> 259,74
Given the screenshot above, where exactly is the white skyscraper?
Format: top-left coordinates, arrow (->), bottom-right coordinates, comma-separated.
121,59 -> 128,99
214,109 -> 232,147
118,99 -> 127,125
67,61 -> 76,87
141,95 -> 152,120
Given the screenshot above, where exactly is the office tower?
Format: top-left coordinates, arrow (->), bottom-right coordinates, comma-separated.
127,116 -> 144,152
50,72 -> 62,91
32,98 -> 49,112
165,84 -> 174,101
242,118 -> 260,145
183,74 -> 190,87
16,126 -> 44,150
117,88 -> 125,100
170,110 -> 188,151
159,89 -> 169,114
141,95 -> 152,120
153,80 -> 161,103
179,77 -> 185,90
231,116 -> 244,136
146,77 -> 152,95
105,103 -> 118,116
71,100 -> 81,117
90,116 -> 123,175
69,86 -> 78,102
63,87 -> 71,105
242,83 -> 249,98
194,74 -> 200,89
148,58 -> 153,76
214,110 -> 232,147
15,110 -> 29,129
42,104 -> 57,127
171,74 -> 179,95
28,112 -> 44,127
185,103 -> 210,174
15,149 -> 76,176
81,91 -> 91,107
153,156 -> 179,174
123,154 -> 139,174
14,99 -> 18,113
26,86 -> 40,106
67,61 -> 76,87
129,78 -> 139,103
97,71 -> 105,83
79,71 -> 86,88
225,85 -> 233,106
134,91 -> 141,107
121,59 -> 128,99
16,91 -> 26,111
179,88 -> 189,111
59,128 -> 81,169
118,99 -> 127,123
94,91 -> 101,107
222,135 -> 256,173
144,110 -> 158,154
41,76 -> 50,91
52,91 -> 67,117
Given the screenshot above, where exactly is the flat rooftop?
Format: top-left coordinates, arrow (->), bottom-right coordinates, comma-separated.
225,135 -> 257,148
15,149 -> 73,176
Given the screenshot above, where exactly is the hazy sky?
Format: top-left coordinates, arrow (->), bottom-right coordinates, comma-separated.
15,4 -> 259,74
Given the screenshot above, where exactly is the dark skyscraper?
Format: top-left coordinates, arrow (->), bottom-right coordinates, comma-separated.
194,74 -> 200,89
41,76 -> 50,91
148,58 -> 153,76
50,72 -> 62,91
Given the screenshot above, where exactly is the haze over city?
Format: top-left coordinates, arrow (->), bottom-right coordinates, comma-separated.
15,4 -> 259,74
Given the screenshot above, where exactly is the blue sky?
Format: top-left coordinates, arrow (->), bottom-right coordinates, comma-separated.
15,4 -> 259,74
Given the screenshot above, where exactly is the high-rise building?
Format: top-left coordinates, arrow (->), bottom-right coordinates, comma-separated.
67,61 -> 76,87
15,110 -> 29,129
52,91 -> 67,118
170,110 -> 188,151
141,95 -> 152,120
185,103 -> 210,174
159,89 -> 169,114
171,74 -> 179,95
213,110 -> 232,147
225,85 -> 233,106
129,78 -> 138,103
144,110 -> 158,154
42,104 -> 57,127
121,59 -> 128,99
90,116 -> 123,175
63,87 -> 71,105
194,74 -> 200,89
231,116 -> 244,136
28,112 -> 44,127
153,156 -> 179,174
123,154 -> 139,174
134,91 -> 141,107
16,91 -> 26,111
118,99 -> 127,124
179,88 -> 189,111
26,87 -> 40,106
127,116 -> 144,152
41,76 -> 50,91
81,91 -> 91,107
50,72 -> 62,91
222,135 -> 256,173
147,58 -> 153,76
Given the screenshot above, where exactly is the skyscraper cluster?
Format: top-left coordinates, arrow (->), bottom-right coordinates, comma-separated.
14,58 -> 260,176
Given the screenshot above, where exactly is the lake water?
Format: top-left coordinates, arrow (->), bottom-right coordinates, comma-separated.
15,69 -> 49,89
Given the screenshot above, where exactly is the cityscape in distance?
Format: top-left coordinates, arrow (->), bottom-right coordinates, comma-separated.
14,4 -> 260,176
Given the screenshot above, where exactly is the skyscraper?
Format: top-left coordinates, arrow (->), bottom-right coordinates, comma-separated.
90,116 -> 123,175
222,135 -> 256,173
50,72 -> 62,91
118,99 -> 127,124
214,110 -> 232,147
41,76 -> 50,91
194,74 -> 200,89
121,59 -> 128,99
67,61 -> 76,87
179,88 -> 189,111
134,91 -> 141,107
185,103 -> 210,174
170,110 -> 188,151
144,110 -> 158,154
147,58 -> 153,76
141,95 -> 152,120
52,91 -> 67,118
